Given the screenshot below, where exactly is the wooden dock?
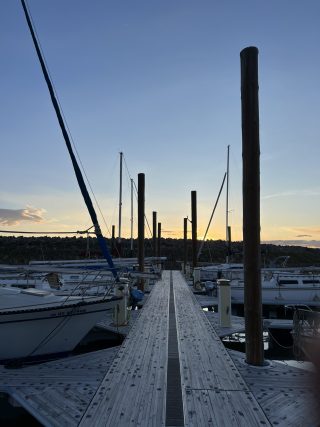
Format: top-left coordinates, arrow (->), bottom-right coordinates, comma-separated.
0,271 -> 318,426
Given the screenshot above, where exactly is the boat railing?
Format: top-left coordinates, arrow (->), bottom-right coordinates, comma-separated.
266,271 -> 320,287
60,270 -> 117,304
292,308 -> 320,359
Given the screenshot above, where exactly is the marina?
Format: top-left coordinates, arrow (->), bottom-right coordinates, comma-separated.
1,1 -> 320,425
0,272 -> 318,426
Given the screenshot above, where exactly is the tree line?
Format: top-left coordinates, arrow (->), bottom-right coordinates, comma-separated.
1,236 -> 320,268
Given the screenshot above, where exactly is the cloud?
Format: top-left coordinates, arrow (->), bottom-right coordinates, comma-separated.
296,234 -> 312,238
262,189 -> 320,200
292,227 -> 320,235
0,206 -> 46,226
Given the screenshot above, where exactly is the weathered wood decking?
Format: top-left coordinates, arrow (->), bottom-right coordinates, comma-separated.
0,270 -> 318,426
173,271 -> 270,426
0,347 -> 119,426
80,271 -> 269,426
79,271 -> 170,426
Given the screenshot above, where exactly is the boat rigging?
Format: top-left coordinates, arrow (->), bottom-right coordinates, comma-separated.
21,0 -> 118,281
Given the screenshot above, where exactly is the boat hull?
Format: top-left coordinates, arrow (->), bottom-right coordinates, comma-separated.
0,297 -> 119,361
231,285 -> 320,305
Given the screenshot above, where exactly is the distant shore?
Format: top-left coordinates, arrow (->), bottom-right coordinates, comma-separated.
1,236 -> 320,268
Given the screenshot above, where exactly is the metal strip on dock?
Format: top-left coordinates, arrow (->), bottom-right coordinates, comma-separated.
165,271 -> 184,426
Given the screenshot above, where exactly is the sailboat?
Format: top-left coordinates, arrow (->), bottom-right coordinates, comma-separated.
0,1 -> 124,362
195,145 -> 320,306
0,286 -> 120,361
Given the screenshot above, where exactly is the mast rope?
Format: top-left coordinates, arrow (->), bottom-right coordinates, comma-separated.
0,226 -> 94,235
197,172 -> 227,260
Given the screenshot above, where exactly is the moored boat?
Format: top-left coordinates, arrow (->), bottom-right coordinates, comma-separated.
196,265 -> 320,305
0,286 -> 121,361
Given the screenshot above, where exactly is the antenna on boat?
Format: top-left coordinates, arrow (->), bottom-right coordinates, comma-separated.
21,0 -> 119,281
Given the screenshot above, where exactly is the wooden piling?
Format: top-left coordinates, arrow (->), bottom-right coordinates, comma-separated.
153,211 -> 157,258
117,152 -> 123,257
183,217 -> 188,274
191,191 -> 197,269
130,178 -> 134,256
138,173 -> 145,291
157,222 -> 161,258
240,46 -> 264,366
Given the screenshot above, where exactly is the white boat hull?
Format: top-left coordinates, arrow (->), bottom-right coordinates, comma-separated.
0,296 -> 120,361
231,285 -> 320,305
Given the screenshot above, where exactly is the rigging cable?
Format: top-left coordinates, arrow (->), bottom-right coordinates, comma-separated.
197,172 -> 227,260
0,226 -> 94,235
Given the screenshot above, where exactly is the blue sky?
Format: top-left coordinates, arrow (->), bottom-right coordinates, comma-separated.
0,1 -> 320,244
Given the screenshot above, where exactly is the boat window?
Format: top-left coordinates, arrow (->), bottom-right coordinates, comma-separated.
278,280 -> 298,285
302,280 -> 320,284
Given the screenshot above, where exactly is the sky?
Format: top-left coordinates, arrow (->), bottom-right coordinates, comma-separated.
0,0 -> 320,246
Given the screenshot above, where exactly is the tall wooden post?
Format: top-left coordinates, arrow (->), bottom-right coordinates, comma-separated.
241,46 -> 264,366
138,173 -> 145,291
130,178 -> 134,256
111,225 -> 115,256
157,222 -> 161,258
183,217 -> 188,274
191,191 -> 197,269
117,151 -> 123,257
152,211 -> 157,258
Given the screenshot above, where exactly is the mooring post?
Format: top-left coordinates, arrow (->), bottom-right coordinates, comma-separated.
153,211 -> 157,259
183,217 -> 188,275
218,279 -> 231,327
157,222 -> 161,266
191,191 -> 197,270
241,46 -> 264,366
113,281 -> 129,326
138,173 -> 145,291
130,178 -> 134,256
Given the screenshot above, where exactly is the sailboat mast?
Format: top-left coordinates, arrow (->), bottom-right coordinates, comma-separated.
226,145 -> 230,241
21,0 -> 118,280
226,145 -> 230,263
118,152 -> 123,253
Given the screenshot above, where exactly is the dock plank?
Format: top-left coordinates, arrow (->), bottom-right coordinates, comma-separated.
205,312 -> 246,337
229,350 -> 319,426
79,274 -> 169,426
173,271 -> 271,426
